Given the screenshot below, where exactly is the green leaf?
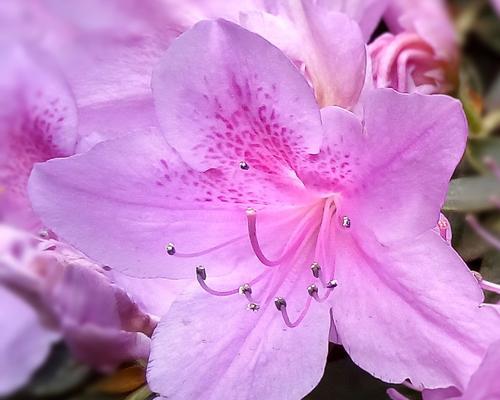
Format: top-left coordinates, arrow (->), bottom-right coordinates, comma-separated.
443,177 -> 500,212
455,223 -> 491,261
468,137 -> 500,171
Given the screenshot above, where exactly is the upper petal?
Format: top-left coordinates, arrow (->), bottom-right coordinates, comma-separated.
327,0 -> 390,41
242,6 -> 367,108
152,19 -> 322,173
342,89 -> 467,243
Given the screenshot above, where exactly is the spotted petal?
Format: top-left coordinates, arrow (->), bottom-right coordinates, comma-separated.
301,90 -> 467,244
29,131 -> 316,278
0,45 -> 77,230
152,19 -> 323,174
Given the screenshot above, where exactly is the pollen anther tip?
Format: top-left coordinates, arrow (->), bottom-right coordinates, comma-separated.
239,283 -> 252,295
307,284 -> 318,296
246,207 -> 256,216
326,279 -> 338,288
166,242 -> 176,255
310,262 -> 321,278
274,297 -> 287,310
247,303 -> 260,311
196,265 -> 207,280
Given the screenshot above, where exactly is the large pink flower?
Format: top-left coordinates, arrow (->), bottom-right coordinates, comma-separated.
29,21 -> 499,399
368,0 -> 458,94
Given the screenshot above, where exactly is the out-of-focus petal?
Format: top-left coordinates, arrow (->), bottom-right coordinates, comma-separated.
0,285 -> 58,396
0,45 -> 77,230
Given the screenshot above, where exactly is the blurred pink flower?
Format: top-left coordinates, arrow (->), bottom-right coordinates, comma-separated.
0,45 -> 77,230
0,283 -> 58,396
0,0 -> 387,113
162,0 -> 390,107
29,20 -> 500,398
492,0 -> 500,15
368,0 -> 458,94
0,225 -> 154,394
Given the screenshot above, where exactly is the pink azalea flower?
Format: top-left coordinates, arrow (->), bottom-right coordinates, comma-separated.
368,0 -> 458,94
29,21 -> 500,399
0,224 -> 155,394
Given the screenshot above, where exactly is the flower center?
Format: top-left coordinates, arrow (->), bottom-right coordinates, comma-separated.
165,193 -> 350,327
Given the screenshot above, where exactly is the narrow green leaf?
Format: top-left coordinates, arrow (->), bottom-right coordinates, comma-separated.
444,177 -> 500,212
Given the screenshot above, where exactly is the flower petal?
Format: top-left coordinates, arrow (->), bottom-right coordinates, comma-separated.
152,19 -> 322,173
0,284 -> 58,396
331,229 -> 499,389
148,284 -> 330,399
0,45 -> 77,230
343,89 -> 467,243
460,339 -> 500,400
242,7 -> 367,108
29,131 -> 313,278
330,0 -> 390,41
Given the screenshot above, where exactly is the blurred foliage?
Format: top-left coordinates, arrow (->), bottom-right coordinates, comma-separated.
4,1 -> 500,400
450,0 -> 500,304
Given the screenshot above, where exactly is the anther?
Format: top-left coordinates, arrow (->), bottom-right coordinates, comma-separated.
341,216 -> 351,228
274,297 -> 287,311
166,242 -> 176,255
239,283 -> 252,295
246,207 -> 256,216
307,284 -> 319,296
196,265 -> 207,280
326,279 -> 338,288
247,303 -> 260,311
38,229 -> 50,239
275,296 -> 312,328
239,161 -> 250,170
310,262 -> 321,278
